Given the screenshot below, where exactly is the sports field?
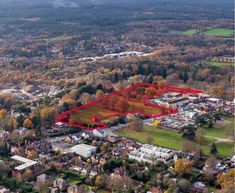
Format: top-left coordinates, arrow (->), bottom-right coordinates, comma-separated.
56,83 -> 202,130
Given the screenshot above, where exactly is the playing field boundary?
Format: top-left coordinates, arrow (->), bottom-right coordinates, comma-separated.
56,82 -> 202,130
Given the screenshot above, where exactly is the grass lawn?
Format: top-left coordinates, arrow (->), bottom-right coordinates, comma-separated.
115,124 -> 234,158
204,141 -> 235,158
116,126 -> 186,150
203,28 -> 234,37
183,29 -> 197,36
208,61 -> 235,67
203,116 -> 234,139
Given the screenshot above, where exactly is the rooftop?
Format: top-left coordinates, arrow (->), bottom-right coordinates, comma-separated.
11,155 -> 37,171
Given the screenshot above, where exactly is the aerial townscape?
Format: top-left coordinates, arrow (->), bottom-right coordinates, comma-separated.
0,0 -> 234,193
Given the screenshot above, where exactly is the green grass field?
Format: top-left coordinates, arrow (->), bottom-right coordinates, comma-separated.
116,126 -> 185,150
183,29 -> 197,36
116,118 -> 234,158
208,61 -> 235,67
182,28 -> 234,37
204,28 -> 234,37
203,116 -> 234,139
204,141 -> 234,158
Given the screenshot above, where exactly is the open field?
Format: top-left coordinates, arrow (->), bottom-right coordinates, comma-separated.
182,28 -> 234,37
183,29 -> 197,36
56,83 -> 201,130
203,116 -> 234,139
203,28 -> 234,37
204,141 -> 234,158
116,120 -> 234,158
115,126 -> 217,151
208,61 -> 235,67
116,126 -> 185,150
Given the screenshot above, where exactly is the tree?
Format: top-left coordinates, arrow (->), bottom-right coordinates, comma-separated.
146,74 -> 153,83
22,168 -> 33,179
145,87 -> 157,95
115,98 -> 129,112
210,143 -> 217,154
182,126 -> 196,141
178,179 -> 189,192
8,118 -> 18,130
95,175 -> 104,187
174,159 -> 192,176
205,157 -> 217,183
64,99 -> 76,109
23,118 -> 33,129
217,169 -> 235,190
0,109 -> 7,119
210,86 -> 226,98
129,116 -> 143,132
27,150 -> 39,159
40,107 -> 57,121
43,96 -> 52,106
146,135 -> 154,144
182,140 -> 197,153
80,92 -> 91,104
162,68 -> 167,79
0,141 -> 10,157
96,90 -> 104,99
195,128 -> 205,145
182,70 -> 188,83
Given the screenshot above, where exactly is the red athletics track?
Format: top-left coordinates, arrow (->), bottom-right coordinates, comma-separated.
55,82 -> 202,130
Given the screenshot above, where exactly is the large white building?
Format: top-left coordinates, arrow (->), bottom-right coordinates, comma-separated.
11,155 -> 38,171
129,144 -> 175,164
69,144 -> 97,158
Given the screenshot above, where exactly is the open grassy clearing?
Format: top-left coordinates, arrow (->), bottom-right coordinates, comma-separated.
183,29 -> 197,36
116,126 -> 186,150
204,141 -> 234,158
181,28 -> 234,37
207,61 -> 235,67
203,116 -> 234,139
203,28 -> 234,37
116,123 -> 234,158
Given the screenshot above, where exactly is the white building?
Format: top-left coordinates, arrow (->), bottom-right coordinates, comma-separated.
69,144 -> 97,158
129,144 -> 175,164
11,155 -> 37,171
92,129 -> 107,138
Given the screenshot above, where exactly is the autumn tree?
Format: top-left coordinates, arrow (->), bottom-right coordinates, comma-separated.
80,92 -> 92,104
145,87 -> 157,95
217,169 -> 235,192
27,150 -> 39,159
195,128 -> 205,145
129,116 -> 143,132
210,86 -> 226,98
64,99 -> 77,110
116,98 -> 129,112
23,118 -> 33,129
96,90 -> 105,99
0,109 -> 8,119
174,159 -> 192,176
95,175 -> 104,187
